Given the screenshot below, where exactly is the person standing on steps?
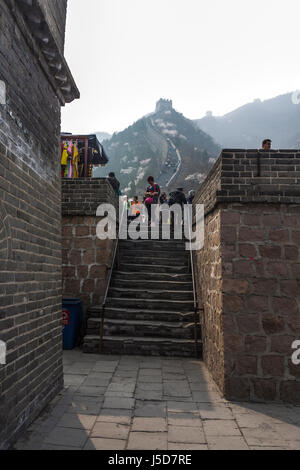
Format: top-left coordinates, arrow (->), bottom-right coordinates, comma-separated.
144,176 -> 161,226
168,187 -> 187,229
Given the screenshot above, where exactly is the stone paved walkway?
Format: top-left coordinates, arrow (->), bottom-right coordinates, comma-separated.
13,350 -> 300,450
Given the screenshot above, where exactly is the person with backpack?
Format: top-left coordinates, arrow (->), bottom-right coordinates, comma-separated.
144,176 -> 161,226
108,172 -> 121,195
168,187 -> 187,208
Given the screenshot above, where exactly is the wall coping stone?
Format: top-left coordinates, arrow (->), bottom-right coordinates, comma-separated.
194,149 -> 300,215
62,178 -> 119,216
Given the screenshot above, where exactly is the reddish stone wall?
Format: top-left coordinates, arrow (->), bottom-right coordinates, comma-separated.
221,203 -> 300,402
61,179 -> 118,325
195,209 -> 224,390
62,216 -> 113,310
194,149 -> 300,404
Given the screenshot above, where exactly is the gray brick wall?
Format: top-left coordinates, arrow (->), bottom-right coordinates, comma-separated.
0,0 -> 69,449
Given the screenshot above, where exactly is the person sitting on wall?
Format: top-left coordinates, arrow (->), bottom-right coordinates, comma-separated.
262,139 -> 272,150
108,172 -> 121,195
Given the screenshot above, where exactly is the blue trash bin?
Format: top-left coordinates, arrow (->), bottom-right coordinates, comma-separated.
62,298 -> 83,350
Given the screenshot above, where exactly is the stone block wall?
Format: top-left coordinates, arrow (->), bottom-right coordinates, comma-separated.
62,179 -> 118,322
194,149 -> 300,403
0,0 -> 78,449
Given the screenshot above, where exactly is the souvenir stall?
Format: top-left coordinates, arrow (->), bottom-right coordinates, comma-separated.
61,134 -> 109,178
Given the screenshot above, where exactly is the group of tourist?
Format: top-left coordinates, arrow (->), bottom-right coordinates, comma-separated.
108,173 -> 196,226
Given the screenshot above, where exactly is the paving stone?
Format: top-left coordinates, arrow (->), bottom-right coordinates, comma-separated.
207,437 -> 249,450
234,413 -> 282,429
137,383 -> 163,392
57,413 -> 97,430
273,422 -> 300,441
88,372 -> 114,379
139,369 -> 162,376
135,391 -> 163,401
77,386 -> 106,397
64,375 -> 86,387
138,376 -> 162,383
168,426 -> 206,444
103,397 -> 135,409
111,377 -> 137,384
140,361 -> 162,369
84,438 -> 126,450
44,427 -> 89,448
97,409 -> 132,425
91,422 -> 130,440
114,371 -> 138,378
241,427 -> 291,446
41,444 -> 81,450
167,401 -> 199,414
105,391 -> 134,398
168,443 -> 208,450
198,404 -> 235,420
163,374 -> 186,381
64,368 -> 90,376
83,377 -> 111,387
163,382 -> 191,398
127,432 -> 168,450
107,383 -> 136,393
14,351 -> 300,452
92,363 -> 118,372
203,420 -> 242,437
132,417 -> 167,432
190,382 -> 216,392
168,413 -> 203,428
249,445 -> 287,450
135,401 -> 167,418
67,397 -> 103,415
193,391 -> 224,402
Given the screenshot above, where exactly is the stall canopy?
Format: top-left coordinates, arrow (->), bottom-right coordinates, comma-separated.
61,133 -> 109,178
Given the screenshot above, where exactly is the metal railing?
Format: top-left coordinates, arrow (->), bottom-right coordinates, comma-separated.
187,207 -> 200,358
99,198 -> 127,353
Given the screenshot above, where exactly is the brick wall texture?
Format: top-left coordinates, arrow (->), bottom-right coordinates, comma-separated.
0,0 -> 68,449
195,150 -> 300,403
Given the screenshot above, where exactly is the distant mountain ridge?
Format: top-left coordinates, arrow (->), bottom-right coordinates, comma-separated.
94,99 -> 220,197
195,92 -> 300,149
95,132 -> 112,143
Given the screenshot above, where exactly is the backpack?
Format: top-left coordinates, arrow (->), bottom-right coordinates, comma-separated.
168,192 -> 179,206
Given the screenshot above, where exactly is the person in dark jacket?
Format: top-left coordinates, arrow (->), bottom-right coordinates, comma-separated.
168,188 -> 187,208
168,188 -> 187,228
108,172 -> 120,195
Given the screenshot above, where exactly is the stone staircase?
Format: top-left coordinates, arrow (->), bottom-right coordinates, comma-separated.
83,236 -> 202,357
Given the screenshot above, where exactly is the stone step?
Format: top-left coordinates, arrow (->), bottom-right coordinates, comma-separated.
113,271 -> 193,283
119,240 -> 186,251
119,263 -> 189,274
83,335 -> 202,357
120,249 -> 188,259
87,318 -> 199,339
87,306 -> 195,322
106,297 -> 194,312
108,287 -> 193,301
111,278 -> 193,291
120,256 -> 188,267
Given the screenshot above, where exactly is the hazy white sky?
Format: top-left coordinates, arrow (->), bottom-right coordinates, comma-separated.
61,0 -> 300,135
